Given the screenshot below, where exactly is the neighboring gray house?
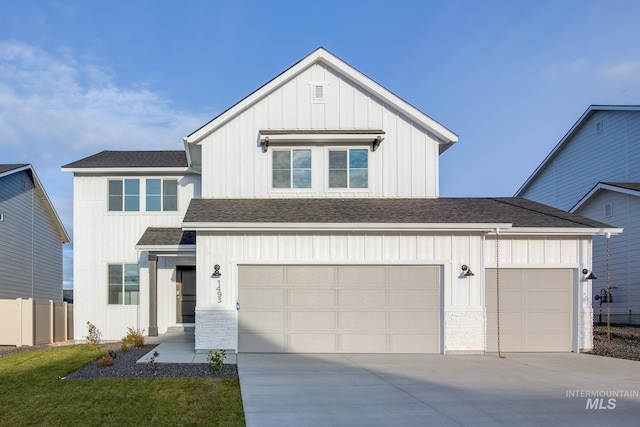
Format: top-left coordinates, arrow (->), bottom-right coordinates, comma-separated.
516,105 -> 640,324
0,164 -> 71,301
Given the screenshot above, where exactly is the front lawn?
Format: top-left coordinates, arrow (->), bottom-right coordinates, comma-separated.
0,345 -> 245,426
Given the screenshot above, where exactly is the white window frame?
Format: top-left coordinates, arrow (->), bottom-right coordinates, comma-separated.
271,148 -> 313,189
327,148 -> 369,190
108,179 -> 140,212
107,263 -> 140,305
145,178 -> 178,212
604,202 -> 613,218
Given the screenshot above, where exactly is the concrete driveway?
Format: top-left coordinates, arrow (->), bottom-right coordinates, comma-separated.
238,353 -> 640,426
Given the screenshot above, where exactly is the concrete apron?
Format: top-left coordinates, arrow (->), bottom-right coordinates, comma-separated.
238,353 -> 640,427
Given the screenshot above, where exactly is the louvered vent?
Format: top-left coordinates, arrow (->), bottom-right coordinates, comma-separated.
314,84 -> 324,100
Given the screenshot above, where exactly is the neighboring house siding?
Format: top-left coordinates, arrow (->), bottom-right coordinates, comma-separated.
200,63 -> 440,199
0,170 -> 63,301
576,191 -> 640,323
521,110 -> 640,210
72,173 -> 199,340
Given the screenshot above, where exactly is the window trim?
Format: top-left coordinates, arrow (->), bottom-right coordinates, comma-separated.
271,148 -> 313,190
146,178 -> 178,212
108,179 -> 140,212
107,263 -> 140,306
327,148 -> 369,190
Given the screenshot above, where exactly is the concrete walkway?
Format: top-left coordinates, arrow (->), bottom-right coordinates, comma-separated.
238,353 -> 640,427
137,328 -> 236,364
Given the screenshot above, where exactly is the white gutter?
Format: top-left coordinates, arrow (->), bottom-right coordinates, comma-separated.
61,167 -> 193,174
182,222 -> 514,232
493,227 -> 623,236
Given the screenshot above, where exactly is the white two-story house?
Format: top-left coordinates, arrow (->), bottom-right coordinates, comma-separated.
63,48 -> 619,354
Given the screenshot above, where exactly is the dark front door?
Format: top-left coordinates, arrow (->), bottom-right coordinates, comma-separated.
176,266 -> 196,323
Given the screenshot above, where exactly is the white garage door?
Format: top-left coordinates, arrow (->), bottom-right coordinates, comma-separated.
238,265 -> 440,353
485,269 -> 573,352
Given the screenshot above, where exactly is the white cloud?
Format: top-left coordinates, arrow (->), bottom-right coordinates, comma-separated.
597,61 -> 640,81
542,58 -> 589,81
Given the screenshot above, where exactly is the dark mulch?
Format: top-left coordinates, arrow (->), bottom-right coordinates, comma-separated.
64,345 -> 238,379
589,324 -> 640,362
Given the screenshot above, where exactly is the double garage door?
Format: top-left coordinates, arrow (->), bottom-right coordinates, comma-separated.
485,269 -> 573,352
238,265 -> 440,353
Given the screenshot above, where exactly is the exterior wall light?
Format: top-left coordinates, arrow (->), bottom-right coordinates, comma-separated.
461,265 -> 474,277
582,268 -> 596,280
212,264 -> 221,277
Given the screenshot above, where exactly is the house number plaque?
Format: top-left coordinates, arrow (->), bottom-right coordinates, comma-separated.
216,280 -> 222,303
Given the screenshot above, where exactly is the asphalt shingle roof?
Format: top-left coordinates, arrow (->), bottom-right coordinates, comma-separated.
62,151 -> 188,169
136,228 -> 196,246
183,197 -> 613,229
0,164 -> 28,174
603,182 -> 640,192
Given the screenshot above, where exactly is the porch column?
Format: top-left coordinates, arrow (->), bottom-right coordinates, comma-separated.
148,253 -> 158,336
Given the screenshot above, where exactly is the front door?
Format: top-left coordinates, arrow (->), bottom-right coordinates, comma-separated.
176,266 -> 196,324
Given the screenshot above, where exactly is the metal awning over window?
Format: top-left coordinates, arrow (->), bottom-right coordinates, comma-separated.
259,129 -> 385,151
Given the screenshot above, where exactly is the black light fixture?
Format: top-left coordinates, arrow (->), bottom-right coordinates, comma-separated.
582,268 -> 596,280
461,264 -> 474,277
212,264 -> 221,277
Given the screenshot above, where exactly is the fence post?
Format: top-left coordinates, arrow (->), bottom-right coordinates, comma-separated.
50,300 -> 54,344
63,302 -> 68,341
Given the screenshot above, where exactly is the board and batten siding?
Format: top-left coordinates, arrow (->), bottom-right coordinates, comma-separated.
576,190 -> 640,323
199,63 -> 440,199
0,170 -> 64,301
72,173 -> 199,341
521,110 -> 640,211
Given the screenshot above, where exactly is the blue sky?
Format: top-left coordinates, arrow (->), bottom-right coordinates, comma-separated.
1,0 -> 639,288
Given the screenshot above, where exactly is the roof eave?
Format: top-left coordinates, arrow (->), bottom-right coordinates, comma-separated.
135,245 -> 196,253
571,182 -> 640,212
497,227 -> 623,236
182,222 -> 514,232
61,167 -> 193,174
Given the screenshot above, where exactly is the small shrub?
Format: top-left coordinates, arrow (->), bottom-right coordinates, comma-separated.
98,355 -> 113,367
207,349 -> 226,372
149,351 -> 159,375
121,340 -> 129,352
86,321 -> 102,345
123,327 -> 145,348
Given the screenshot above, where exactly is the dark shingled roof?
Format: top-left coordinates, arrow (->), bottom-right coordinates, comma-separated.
603,182 -> 640,192
0,164 -> 28,174
136,228 -> 196,246
62,151 -> 188,169
183,198 -> 613,229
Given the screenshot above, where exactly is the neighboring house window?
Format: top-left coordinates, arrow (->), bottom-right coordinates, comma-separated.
604,202 -> 613,217
329,149 -> 368,188
272,149 -> 312,188
146,179 -> 178,211
108,179 -> 140,211
595,120 -> 603,133
108,263 -> 139,305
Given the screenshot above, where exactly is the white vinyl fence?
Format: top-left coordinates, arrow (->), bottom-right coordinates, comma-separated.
0,298 -> 73,346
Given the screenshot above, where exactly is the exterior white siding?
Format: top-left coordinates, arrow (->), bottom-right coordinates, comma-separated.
194,232 -> 592,353
199,63 -> 440,199
72,173 -> 199,341
0,170 -> 64,301
577,190 -> 640,324
521,110 -> 640,210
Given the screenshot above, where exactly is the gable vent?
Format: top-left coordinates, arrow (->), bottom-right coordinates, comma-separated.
595,120 -> 603,133
314,84 -> 324,100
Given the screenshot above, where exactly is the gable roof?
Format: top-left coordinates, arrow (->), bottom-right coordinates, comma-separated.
184,47 -> 458,151
515,105 -> 640,196
135,227 -> 196,251
62,150 -> 188,171
0,164 -> 71,243
570,182 -> 640,212
182,197 -> 618,235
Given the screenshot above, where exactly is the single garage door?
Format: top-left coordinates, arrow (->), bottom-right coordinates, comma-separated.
238,265 -> 440,353
485,269 -> 573,352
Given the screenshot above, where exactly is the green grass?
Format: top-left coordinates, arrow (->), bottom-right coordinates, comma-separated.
0,345 -> 245,426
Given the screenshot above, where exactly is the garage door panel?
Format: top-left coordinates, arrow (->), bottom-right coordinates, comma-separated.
238,266 -> 285,286
390,312 -> 438,330
289,311 -> 336,330
288,266 -> 335,286
337,267 -> 387,286
341,334 -> 386,352
390,289 -> 438,308
486,269 -> 572,352
341,311 -> 386,330
341,289 -> 386,307
239,289 -> 285,308
289,289 -> 335,307
391,333 -> 439,353
239,311 -> 284,331
239,265 -> 440,353
289,333 -> 336,352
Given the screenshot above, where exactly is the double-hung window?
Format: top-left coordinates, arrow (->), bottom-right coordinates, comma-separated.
108,263 -> 139,305
272,149 -> 312,189
108,179 -> 140,211
329,149 -> 368,188
146,179 -> 178,211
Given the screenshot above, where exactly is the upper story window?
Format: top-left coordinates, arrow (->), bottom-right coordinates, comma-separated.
272,149 -> 312,189
108,179 -> 139,211
108,263 -> 139,305
329,149 -> 368,188
146,179 -> 178,211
